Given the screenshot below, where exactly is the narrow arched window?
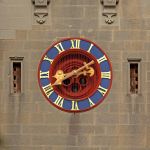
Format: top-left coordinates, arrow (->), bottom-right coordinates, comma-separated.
10,57 -> 24,94
128,58 -> 141,94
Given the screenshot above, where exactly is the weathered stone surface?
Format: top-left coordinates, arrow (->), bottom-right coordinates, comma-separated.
0,0 -> 149,150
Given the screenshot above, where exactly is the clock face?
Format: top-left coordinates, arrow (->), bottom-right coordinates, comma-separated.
38,38 -> 112,113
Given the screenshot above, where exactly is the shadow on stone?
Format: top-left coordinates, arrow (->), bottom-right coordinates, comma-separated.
67,113 -> 80,147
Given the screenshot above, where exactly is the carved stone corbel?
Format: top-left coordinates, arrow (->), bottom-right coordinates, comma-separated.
32,0 -> 50,24
100,0 -> 119,24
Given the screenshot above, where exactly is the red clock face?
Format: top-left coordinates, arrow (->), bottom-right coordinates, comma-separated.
38,38 -> 112,113
50,49 -> 101,100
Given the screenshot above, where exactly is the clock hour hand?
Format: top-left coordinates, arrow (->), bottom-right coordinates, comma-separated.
52,60 -> 94,86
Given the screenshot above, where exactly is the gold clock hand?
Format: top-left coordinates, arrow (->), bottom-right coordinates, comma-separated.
75,60 -> 94,73
75,67 -> 95,77
52,60 -> 94,86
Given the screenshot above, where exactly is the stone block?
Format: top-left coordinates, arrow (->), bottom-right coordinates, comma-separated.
124,41 -> 145,51
0,40 -> 24,51
147,104 -> 150,114
91,135 -> 119,146
95,113 -> 119,125
106,125 -> 119,136
119,125 -> 146,136
119,114 -> 129,125
55,30 -> 70,38
110,147 -> 147,150
121,18 -> 150,30
94,103 -> 109,113
2,146 -> 45,150
81,19 -> 99,30
16,30 -> 27,40
129,114 -> 147,125
52,0 -> 99,6
147,72 -> 150,81
0,113 -> 20,124
0,6 -> 29,18
51,18 -> 82,29
49,146 -> 99,150
0,17 -> 31,30
36,101 -> 54,113
28,81 -> 39,90
84,7 -> 99,18
3,135 -> 31,146
98,31 -> 112,41
134,104 -> 146,114
0,30 -> 16,40
142,3 -> 150,18
44,113 -> 94,125
119,103 -> 146,114
122,51 -> 147,61
54,17 -> 99,31
1,0 -> 29,6
31,91 -> 44,102
120,19 -> 142,30
24,41 -> 51,50
31,135 -> 76,145
111,81 -> 122,92
93,125 -> 106,135
120,0 -> 142,18
101,147 -> 111,150
68,29 -> 83,37
107,51 -> 122,62
27,30 -> 54,40
22,125 -> 59,135
51,6 -> 83,18
60,125 -> 95,135
96,41 -> 124,51
29,113 -> 44,124
109,103 -> 120,113
119,135 -> 146,147
113,31 -> 148,41
2,125 -> 21,134
144,42 -> 150,51
111,62 -> 121,71
19,102 -> 37,113
77,135 -> 90,146
112,71 -> 121,81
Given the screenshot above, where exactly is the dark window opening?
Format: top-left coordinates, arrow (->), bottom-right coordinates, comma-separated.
130,63 -> 138,94
13,62 -> 21,93
14,76 -> 16,80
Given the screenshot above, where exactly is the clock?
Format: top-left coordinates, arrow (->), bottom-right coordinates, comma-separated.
38,38 -> 112,113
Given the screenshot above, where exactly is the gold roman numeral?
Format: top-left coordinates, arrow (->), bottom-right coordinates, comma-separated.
43,55 -> 53,63
101,71 -> 111,79
54,42 -> 65,53
42,83 -> 53,98
71,101 -> 79,110
97,55 -> 107,63
88,98 -> 95,107
40,70 -> 49,79
97,85 -> 107,96
87,43 -> 94,53
54,95 -> 64,108
70,39 -> 81,49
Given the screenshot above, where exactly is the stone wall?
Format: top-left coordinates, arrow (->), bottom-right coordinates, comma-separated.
0,0 -> 150,150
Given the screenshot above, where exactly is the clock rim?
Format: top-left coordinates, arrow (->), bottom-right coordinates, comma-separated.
38,37 -> 113,113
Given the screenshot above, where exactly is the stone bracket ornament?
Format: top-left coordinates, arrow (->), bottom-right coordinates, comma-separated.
100,0 -> 119,24
32,0 -> 50,24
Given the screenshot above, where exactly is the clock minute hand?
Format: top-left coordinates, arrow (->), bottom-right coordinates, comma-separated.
63,60 -> 94,80
74,60 -> 94,74
52,60 -> 94,86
